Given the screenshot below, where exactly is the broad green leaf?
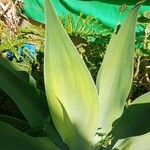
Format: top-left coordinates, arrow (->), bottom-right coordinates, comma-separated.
113,132 -> 150,150
0,60 -> 49,127
44,0 -> 99,149
96,4 -> 141,133
110,92 -> 150,149
0,121 -> 58,150
0,114 -> 30,132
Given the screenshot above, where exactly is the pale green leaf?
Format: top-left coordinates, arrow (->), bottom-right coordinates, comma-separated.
0,60 -> 49,127
96,4 -> 141,133
113,132 -> 150,150
132,92 -> 150,104
0,121 -> 58,150
44,0 -> 99,149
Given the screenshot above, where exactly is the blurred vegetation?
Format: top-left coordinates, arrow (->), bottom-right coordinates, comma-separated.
0,11 -> 150,119
128,12 -> 150,100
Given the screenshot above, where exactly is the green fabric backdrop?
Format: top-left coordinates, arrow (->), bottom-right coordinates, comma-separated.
22,0 -> 150,29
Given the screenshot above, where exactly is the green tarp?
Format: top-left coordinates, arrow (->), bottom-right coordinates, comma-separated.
23,0 -> 150,30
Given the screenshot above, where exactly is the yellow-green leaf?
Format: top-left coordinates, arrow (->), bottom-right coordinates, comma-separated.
44,0 -> 99,149
96,4 -> 141,133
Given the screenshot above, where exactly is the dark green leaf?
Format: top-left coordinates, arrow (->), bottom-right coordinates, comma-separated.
0,121 -> 58,150
0,60 -> 49,127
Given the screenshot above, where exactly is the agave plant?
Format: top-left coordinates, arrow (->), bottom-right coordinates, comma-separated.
0,0 -> 149,150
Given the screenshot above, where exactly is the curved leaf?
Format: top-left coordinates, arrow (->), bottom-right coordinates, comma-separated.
0,121 -> 58,150
0,60 -> 49,127
132,91 -> 150,104
110,92 -> 150,149
113,132 -> 150,150
0,114 -> 30,132
96,3 -> 141,133
44,0 -> 99,149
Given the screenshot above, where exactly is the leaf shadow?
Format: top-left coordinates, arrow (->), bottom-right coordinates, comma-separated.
107,103 -> 150,149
